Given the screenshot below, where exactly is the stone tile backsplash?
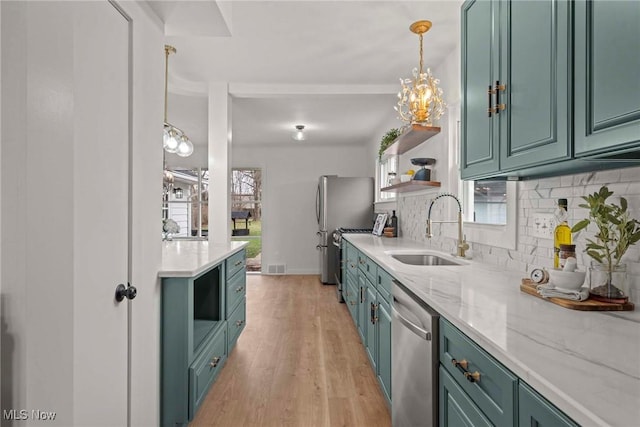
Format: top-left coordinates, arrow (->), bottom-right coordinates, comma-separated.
398,166 -> 640,303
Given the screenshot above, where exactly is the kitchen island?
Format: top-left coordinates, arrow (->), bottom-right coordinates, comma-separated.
158,240 -> 249,427
345,234 -> 639,427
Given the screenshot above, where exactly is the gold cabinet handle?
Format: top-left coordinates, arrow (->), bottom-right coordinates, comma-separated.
451,358 -> 468,370
494,81 -> 506,114
235,286 -> 244,293
236,319 -> 244,327
452,358 -> 481,383
210,356 -> 221,368
349,301 -> 357,306
465,371 -> 481,383
234,260 -> 243,267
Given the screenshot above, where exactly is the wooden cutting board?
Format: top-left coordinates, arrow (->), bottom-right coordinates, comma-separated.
520,279 -> 635,311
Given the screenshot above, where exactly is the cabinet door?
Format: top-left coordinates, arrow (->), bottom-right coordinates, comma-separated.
357,273 -> 367,342
499,0 -> 572,170
365,283 -> 377,371
519,382 -> 578,427
461,0 -> 500,179
376,295 -> 392,404
440,366 -> 492,427
574,0 -> 640,156
345,272 -> 358,324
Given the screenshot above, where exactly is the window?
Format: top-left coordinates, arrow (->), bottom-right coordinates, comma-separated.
376,155 -> 398,202
463,180 -> 507,225
460,179 -> 517,250
163,167 -> 208,238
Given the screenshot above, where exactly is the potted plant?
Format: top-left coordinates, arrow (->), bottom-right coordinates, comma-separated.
571,186 -> 640,301
378,128 -> 401,159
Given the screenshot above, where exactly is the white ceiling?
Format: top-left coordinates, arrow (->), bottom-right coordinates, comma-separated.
149,0 -> 462,149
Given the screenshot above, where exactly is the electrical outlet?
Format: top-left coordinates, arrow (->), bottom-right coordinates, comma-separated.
531,213 -> 555,239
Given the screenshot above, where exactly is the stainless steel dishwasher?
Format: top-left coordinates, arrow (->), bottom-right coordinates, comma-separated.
392,279 -> 439,427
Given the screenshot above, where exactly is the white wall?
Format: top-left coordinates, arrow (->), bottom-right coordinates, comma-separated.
232,144 -> 371,274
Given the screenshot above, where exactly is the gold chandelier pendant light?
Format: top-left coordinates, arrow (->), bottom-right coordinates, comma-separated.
163,45 -> 194,157
395,20 -> 446,127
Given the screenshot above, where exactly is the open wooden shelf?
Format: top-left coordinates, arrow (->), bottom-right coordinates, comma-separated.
381,124 -> 441,159
381,180 -> 441,193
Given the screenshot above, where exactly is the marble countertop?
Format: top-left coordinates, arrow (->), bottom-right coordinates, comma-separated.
158,240 -> 248,278
345,234 -> 640,427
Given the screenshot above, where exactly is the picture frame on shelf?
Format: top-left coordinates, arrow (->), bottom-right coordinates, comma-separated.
372,213 -> 388,236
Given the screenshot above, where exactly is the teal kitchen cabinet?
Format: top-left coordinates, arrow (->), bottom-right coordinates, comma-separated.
161,249 -> 247,427
440,318 -> 517,426
440,366 -> 492,427
440,318 -> 577,427
461,0 -> 571,179
376,292 -> 392,405
345,270 -> 359,324
341,244 -> 392,407
226,251 -> 247,353
357,273 -> 367,342
574,0 -> 640,157
365,280 -> 377,371
519,382 -> 578,427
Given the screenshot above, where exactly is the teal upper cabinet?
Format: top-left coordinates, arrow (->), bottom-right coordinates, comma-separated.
461,0 -> 572,179
574,0 -> 640,157
461,0 -> 499,178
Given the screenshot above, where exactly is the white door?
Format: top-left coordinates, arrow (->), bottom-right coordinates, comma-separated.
2,2 -> 133,424
72,2 -> 130,425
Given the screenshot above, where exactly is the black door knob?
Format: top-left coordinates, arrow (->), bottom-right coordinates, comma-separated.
115,283 -> 137,302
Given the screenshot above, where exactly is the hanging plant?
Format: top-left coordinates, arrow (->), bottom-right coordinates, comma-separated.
378,128 -> 401,159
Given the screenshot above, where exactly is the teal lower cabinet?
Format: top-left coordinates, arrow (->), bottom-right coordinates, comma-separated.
364,280 -> 377,371
188,326 -> 227,419
357,273 -> 367,342
342,245 -> 392,407
376,294 -> 392,404
161,249 -> 247,426
344,270 -> 358,323
440,366 -> 492,427
519,382 -> 578,427
440,318 -> 577,427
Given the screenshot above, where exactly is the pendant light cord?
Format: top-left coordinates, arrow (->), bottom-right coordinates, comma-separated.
418,33 -> 424,75
164,45 -> 176,123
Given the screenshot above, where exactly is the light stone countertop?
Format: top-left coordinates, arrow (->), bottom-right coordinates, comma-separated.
158,240 -> 248,278
344,234 -> 640,427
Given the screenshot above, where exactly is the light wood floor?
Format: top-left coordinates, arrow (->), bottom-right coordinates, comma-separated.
191,275 -> 392,427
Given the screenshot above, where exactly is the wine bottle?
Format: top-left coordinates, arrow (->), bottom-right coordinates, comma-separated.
390,210 -> 398,237
553,199 -> 571,269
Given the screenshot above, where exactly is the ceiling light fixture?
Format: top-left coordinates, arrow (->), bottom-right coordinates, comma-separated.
163,45 -> 193,157
395,20 -> 446,127
292,124 -> 306,141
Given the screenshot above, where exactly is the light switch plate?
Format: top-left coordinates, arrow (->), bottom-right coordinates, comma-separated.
531,213 -> 555,239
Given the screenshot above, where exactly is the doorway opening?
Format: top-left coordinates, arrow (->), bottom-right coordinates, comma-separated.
231,168 -> 262,272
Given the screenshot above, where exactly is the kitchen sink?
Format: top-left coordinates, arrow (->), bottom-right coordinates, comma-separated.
385,251 -> 466,266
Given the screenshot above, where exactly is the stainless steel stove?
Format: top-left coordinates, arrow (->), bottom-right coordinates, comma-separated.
333,227 -> 373,302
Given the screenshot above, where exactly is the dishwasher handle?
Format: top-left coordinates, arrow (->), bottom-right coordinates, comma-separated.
392,304 -> 431,341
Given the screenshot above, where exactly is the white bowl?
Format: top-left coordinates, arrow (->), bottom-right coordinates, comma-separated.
548,269 -> 586,290
401,174 -> 412,182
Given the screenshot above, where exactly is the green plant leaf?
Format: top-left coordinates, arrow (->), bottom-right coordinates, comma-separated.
571,219 -> 590,233
586,250 -> 604,263
620,197 -> 628,211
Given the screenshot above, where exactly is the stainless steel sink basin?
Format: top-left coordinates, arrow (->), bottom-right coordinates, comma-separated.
390,253 -> 463,266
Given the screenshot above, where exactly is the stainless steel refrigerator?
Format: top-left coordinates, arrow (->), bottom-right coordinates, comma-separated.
316,175 -> 374,284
